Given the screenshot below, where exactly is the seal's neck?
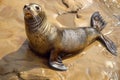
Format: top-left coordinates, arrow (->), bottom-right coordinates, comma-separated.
25,12 -> 47,32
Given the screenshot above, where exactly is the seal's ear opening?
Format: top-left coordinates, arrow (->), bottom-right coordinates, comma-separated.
99,35 -> 117,56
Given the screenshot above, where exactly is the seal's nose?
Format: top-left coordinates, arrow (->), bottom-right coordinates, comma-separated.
24,5 -> 30,10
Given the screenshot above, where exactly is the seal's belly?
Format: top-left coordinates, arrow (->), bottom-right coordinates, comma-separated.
61,29 -> 87,52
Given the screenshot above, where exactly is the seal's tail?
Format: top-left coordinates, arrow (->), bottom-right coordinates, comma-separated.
91,11 -> 117,56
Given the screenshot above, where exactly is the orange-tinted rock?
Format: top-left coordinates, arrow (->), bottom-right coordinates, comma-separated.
0,0 -> 120,80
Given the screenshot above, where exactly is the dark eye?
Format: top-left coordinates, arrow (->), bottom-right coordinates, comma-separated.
24,5 -> 27,9
35,6 -> 39,10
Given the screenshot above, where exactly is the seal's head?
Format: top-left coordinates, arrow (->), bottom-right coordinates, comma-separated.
23,3 -> 46,32
23,3 -> 42,18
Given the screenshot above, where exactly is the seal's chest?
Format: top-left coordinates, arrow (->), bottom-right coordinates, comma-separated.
28,33 -> 51,54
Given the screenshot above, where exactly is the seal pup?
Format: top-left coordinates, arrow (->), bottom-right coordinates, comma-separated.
23,3 -> 117,71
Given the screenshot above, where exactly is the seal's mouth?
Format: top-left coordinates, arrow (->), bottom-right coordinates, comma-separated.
24,12 -> 33,17
24,11 -> 34,18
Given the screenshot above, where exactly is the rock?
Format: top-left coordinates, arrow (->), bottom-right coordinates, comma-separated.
0,0 -> 120,80
0,73 -> 19,80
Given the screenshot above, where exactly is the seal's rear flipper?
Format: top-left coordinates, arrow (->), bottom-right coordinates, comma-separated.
91,12 -> 117,56
99,35 -> 117,56
91,11 -> 107,31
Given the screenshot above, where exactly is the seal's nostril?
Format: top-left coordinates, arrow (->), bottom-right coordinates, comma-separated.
27,7 -> 30,10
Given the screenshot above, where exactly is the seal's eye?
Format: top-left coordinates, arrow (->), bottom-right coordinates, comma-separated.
35,6 -> 39,10
24,5 -> 27,9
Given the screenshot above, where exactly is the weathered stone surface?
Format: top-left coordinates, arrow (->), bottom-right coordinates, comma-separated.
1,73 -> 19,80
0,0 -> 120,80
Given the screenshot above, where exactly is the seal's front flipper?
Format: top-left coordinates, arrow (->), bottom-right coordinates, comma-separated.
99,35 -> 117,56
49,61 -> 67,71
49,50 -> 67,71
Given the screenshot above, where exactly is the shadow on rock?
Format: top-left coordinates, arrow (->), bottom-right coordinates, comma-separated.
0,40 -> 51,80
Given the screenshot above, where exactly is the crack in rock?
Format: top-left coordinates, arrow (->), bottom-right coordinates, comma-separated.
0,69 -> 24,80
62,0 -> 69,8
60,0 -> 82,15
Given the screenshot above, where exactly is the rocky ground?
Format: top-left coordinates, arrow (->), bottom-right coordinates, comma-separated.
0,0 -> 120,80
